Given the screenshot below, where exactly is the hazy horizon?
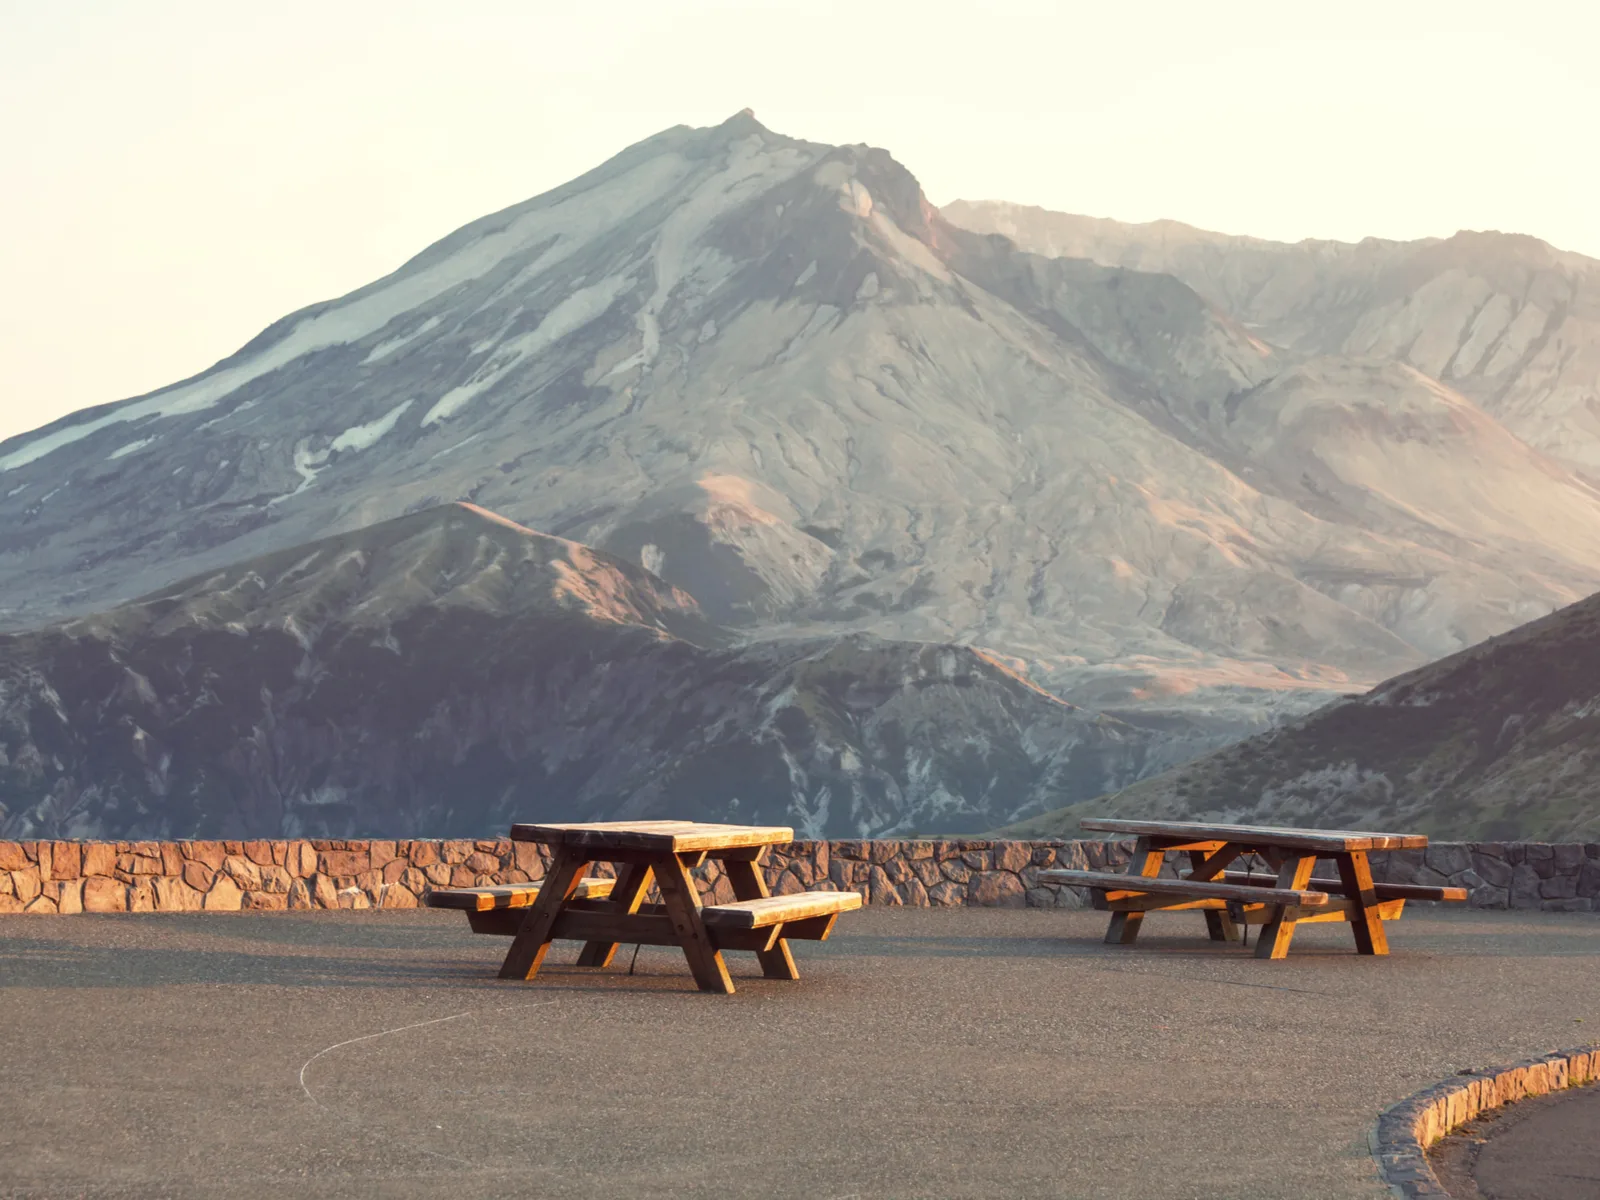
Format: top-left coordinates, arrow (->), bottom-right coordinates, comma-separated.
3,0 -> 1596,443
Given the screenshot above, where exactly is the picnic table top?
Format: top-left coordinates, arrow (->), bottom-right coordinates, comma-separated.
509,820 -> 796,853
1078,818 -> 1429,852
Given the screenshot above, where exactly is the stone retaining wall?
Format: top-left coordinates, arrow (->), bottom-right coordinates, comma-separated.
1370,1045 -> 1599,1198
0,837 -> 1597,914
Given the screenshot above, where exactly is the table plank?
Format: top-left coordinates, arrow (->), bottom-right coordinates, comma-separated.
1079,818 -> 1428,852
510,821 -> 795,853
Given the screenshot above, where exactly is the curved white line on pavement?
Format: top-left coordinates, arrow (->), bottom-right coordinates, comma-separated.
297,1002 -> 555,1169
298,1010 -> 477,1102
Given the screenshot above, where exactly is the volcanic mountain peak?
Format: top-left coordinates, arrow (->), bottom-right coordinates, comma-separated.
4,113 -> 1600,762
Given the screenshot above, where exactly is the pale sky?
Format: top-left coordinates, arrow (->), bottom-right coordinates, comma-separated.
2,0 -> 1597,444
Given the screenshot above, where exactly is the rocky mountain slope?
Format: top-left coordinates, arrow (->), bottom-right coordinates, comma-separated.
0,503 -> 1166,840
943,201 -> 1600,477
5,112 -> 1600,758
1001,588 -> 1600,842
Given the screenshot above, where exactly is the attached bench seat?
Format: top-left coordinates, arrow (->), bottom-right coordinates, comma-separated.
433,878 -> 863,946
425,878 -> 617,912
1178,869 -> 1467,903
1036,869 -> 1330,908
700,890 -> 863,929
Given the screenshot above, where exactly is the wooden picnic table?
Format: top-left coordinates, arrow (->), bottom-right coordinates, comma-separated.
457,820 -> 861,994
1038,818 -> 1464,959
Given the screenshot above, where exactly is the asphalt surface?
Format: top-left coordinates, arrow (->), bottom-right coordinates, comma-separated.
1,906 -> 1597,1200
1430,1080 -> 1600,1199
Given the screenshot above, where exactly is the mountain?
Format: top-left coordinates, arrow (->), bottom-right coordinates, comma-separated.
942,201 -> 1600,477
5,111 -> 1600,755
0,503 -> 1168,840
999,588 -> 1600,842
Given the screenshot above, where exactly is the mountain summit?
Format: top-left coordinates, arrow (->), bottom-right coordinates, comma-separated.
5,113 -> 1600,751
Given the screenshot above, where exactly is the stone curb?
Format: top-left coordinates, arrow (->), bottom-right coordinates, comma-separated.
1368,1044 -> 1599,1198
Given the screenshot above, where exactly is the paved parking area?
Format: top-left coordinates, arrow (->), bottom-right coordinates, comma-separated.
1,907 -> 1597,1199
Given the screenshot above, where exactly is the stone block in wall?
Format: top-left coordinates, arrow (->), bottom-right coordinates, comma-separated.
83,876 -> 128,913
182,861 -> 215,892
440,840 -> 474,865
1541,875 -> 1579,900
379,884 -> 418,909
54,879 -> 84,914
151,877 -> 202,912
287,842 -> 317,877
81,843 -> 116,878
52,843 -> 82,880
129,881 -> 156,912
940,858 -> 972,884
1578,864 -> 1600,898
968,872 -> 1026,907
287,879 -> 313,910
927,880 -> 963,906
0,842 -> 27,872
421,863 -> 450,887
242,840 -> 275,866
911,858 -> 942,887
408,841 -> 441,868
11,865 -> 41,905
184,842 -> 226,871
204,876 -> 244,911
244,891 -> 288,911
1553,844 -> 1586,872
222,856 -> 262,890
1510,864 -> 1543,907
369,841 -> 398,869
320,850 -> 369,877
0,894 -> 25,913
994,842 -> 1031,872
311,875 -> 338,908
881,858 -> 913,884
1471,849 -> 1513,887
1425,845 -> 1471,877
1469,884 -> 1509,908
24,895 -> 58,913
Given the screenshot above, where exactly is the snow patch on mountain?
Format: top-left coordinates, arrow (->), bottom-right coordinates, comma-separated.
330,399 -> 413,453
424,273 -> 637,424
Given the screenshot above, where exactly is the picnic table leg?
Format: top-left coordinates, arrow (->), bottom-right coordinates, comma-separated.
1105,837 -> 1166,945
722,855 -> 800,981
1187,847 -> 1240,942
1334,851 -> 1390,956
654,852 -> 736,994
575,861 -> 655,968
1255,852 -> 1316,960
498,846 -> 590,981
